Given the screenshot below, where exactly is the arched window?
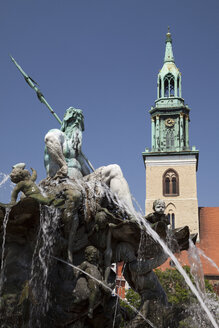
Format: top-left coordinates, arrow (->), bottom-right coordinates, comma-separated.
164,73 -> 175,97
163,169 -> 179,196
171,213 -> 175,229
167,213 -> 175,229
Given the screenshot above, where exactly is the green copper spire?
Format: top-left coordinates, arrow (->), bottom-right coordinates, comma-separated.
164,27 -> 174,63
148,29 -> 191,153
142,29 -> 199,168
156,29 -> 182,102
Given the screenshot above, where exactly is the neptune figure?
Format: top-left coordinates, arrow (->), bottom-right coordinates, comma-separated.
44,107 -> 90,180
44,107 -> 135,214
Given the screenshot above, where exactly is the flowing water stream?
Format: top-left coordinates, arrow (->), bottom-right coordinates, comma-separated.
0,208 -> 10,296
198,248 -> 219,273
29,205 -> 61,327
188,239 -> 206,297
0,173 -> 9,187
83,181 -> 219,327
1,175 -> 216,327
134,212 -> 219,328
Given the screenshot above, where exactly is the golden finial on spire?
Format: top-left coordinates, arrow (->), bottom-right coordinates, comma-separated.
166,26 -> 172,42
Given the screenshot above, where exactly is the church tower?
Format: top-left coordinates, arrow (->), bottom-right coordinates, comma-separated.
142,29 -> 199,235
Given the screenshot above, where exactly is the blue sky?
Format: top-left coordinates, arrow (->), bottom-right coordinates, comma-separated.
0,0 -> 219,209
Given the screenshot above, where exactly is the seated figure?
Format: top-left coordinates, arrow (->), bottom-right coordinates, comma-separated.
44,107 -> 135,214
44,107 -> 90,179
145,199 -> 170,239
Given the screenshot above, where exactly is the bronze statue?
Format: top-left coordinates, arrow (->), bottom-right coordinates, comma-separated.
77,246 -> 102,319
145,199 -> 170,239
0,164 -> 63,207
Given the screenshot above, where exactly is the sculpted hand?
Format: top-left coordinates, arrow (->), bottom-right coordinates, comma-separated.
54,165 -> 68,179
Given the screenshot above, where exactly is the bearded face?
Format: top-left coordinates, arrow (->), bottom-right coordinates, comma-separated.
61,107 -> 84,132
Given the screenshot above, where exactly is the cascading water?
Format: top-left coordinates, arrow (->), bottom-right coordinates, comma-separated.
84,180 -> 219,327
29,205 -> 61,327
1,170 -> 218,327
0,173 -> 12,204
0,208 -> 10,296
198,248 -> 219,274
81,181 -> 219,327
188,239 -> 206,297
0,174 -> 10,187
134,212 -> 219,328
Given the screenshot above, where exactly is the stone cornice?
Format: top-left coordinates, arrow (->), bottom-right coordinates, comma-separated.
142,151 -> 199,171
149,106 -> 190,116
144,155 -> 197,166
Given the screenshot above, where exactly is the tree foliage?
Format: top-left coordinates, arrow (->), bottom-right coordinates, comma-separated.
119,266 -> 218,328
154,266 -> 214,305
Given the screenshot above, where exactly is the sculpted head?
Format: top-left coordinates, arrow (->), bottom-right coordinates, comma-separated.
10,167 -> 30,184
95,211 -> 107,230
61,107 -> 84,132
153,199 -> 165,215
84,246 -> 99,264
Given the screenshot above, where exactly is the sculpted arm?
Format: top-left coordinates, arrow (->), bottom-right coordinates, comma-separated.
145,213 -> 156,224
79,261 -> 88,271
11,182 -> 24,204
30,168 -> 37,182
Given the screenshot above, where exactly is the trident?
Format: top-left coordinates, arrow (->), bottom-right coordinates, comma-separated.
10,55 -> 95,172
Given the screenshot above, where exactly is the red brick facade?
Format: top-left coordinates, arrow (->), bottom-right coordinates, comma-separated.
199,207 -> 219,277
116,261 -> 126,298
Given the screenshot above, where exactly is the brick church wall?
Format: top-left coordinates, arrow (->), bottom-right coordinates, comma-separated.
198,207 -> 219,276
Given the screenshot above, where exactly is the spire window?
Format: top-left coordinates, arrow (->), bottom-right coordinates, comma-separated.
163,169 -> 179,196
159,77 -> 162,98
177,76 -> 180,97
164,73 -> 175,97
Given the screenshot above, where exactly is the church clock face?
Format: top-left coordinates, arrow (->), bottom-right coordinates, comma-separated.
165,118 -> 175,128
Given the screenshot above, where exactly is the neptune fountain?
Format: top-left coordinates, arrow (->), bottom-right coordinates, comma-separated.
0,57 -> 212,328
0,104 -> 198,328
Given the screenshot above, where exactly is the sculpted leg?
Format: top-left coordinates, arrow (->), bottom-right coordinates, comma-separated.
45,130 -> 68,177
101,164 -> 135,214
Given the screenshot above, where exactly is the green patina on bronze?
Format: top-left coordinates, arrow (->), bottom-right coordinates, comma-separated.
143,28 -> 199,166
